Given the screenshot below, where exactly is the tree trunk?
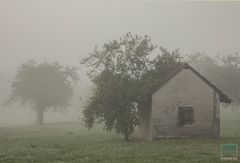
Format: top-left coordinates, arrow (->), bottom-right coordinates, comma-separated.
124,132 -> 129,141
36,109 -> 44,125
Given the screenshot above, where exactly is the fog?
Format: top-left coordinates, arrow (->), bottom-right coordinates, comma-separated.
1,0 -> 240,125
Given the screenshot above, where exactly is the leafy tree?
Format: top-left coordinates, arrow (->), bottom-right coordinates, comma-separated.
5,60 -> 79,124
83,70 -> 138,141
81,33 -> 183,140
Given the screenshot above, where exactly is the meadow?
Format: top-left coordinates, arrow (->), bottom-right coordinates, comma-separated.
0,121 -> 239,163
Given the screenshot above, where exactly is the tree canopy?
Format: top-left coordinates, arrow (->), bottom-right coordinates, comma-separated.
81,33 -> 182,140
6,60 -> 79,124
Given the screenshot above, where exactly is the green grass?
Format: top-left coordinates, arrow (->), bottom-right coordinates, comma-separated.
0,121 -> 239,163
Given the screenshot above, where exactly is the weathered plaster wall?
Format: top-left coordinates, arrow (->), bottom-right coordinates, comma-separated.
151,69 -> 219,139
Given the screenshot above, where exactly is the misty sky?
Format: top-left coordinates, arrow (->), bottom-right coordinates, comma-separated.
1,0 -> 240,124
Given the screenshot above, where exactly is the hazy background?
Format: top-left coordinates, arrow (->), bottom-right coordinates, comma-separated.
1,0 -> 240,125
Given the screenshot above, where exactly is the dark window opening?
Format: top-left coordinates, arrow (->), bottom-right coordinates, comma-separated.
178,107 -> 194,127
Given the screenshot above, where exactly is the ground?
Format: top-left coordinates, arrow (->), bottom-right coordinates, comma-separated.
0,121 -> 239,163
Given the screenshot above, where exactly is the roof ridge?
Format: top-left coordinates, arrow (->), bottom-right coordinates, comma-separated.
153,62 -> 232,103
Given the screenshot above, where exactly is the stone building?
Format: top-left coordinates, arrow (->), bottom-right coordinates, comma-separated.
139,63 -> 232,140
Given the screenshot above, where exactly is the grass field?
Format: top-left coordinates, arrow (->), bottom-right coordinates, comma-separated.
0,121 -> 239,163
